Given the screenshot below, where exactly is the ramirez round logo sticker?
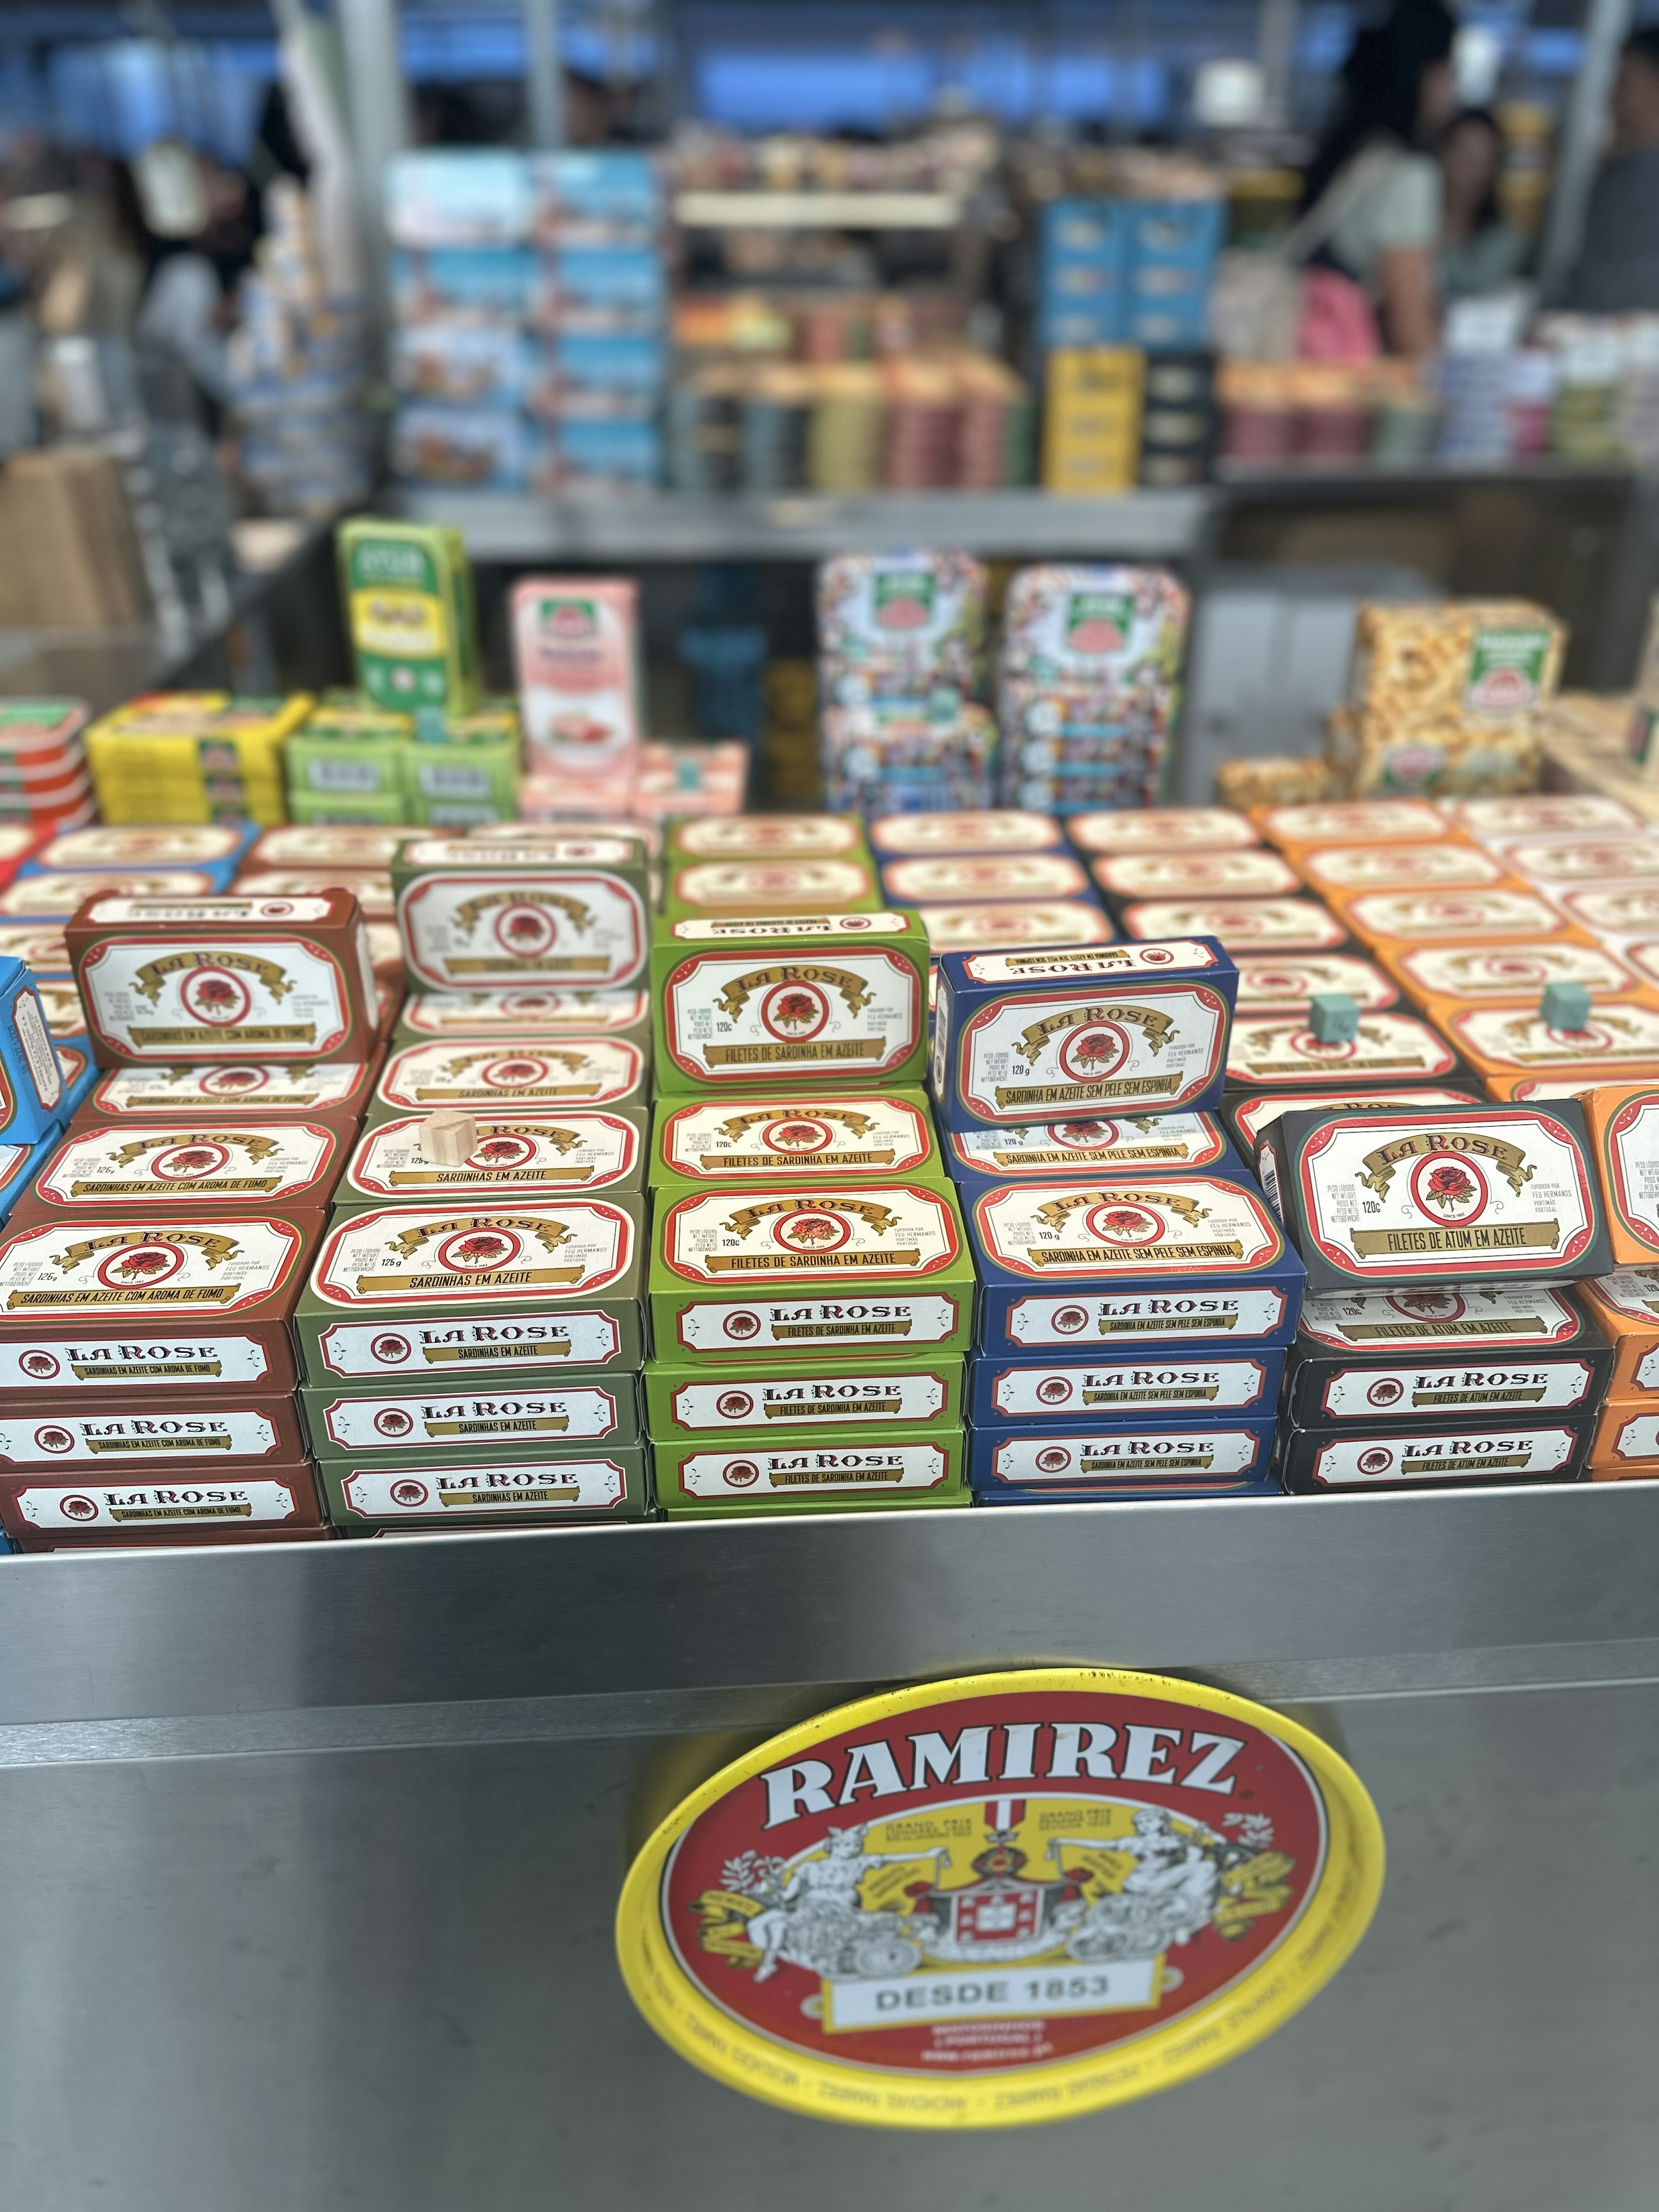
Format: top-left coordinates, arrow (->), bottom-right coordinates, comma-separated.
617,1669 -> 1382,2129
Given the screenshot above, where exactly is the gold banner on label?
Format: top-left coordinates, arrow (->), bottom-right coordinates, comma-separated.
429,1416 -> 568,1434
8,1287 -> 239,1307
764,1398 -> 904,1417
87,1436 -> 234,1452
724,1197 -> 898,1236
715,964 -> 874,1023
1416,1387 -> 1545,1404
698,1149 -> 895,1172
1081,1452 -> 1214,1471
1100,1312 -> 1238,1331
445,957 -> 610,976
129,1024 -> 316,1046
1028,1239 -> 1245,1265
436,1486 -> 578,1505
1401,1452 -> 1530,1472
1357,1129 -> 1535,1201
769,1465 -> 903,1486
452,887 -> 593,938
1349,1220 -> 1560,1256
70,1177 -> 283,1196
110,1134 -> 280,1167
716,1108 -> 876,1140
72,1359 -> 221,1377
702,1250 -> 921,1273
991,1145 -> 1193,1166
423,1341 -> 570,1360
110,1502 -> 251,1519
1084,1385 -> 1218,1401
387,1165 -> 595,1185
773,1318 -> 912,1337
356,1266 -> 587,1292
1336,1318 -> 1542,1340
703,1040 -> 884,1066
994,1077 -> 1179,1106
1014,1001 -> 1176,1063
1035,1187 -> 1213,1232
412,1084 -> 601,1101
1248,1053 -> 1425,1076
132,950 -> 292,1005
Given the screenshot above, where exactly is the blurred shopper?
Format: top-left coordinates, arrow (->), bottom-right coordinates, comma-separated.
1299,0 -> 1459,356
134,151 -> 261,423
1438,107 -> 1528,296
1565,28 -> 1659,311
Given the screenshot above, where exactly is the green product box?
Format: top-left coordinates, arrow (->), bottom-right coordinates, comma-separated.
392,982 -> 653,1057
296,1192 -> 646,1387
318,1442 -> 650,1529
285,701 -> 411,806
663,853 -> 883,922
393,833 -> 652,992
652,1424 -> 969,1513
337,519 -> 480,715
649,1176 -> 975,1363
288,790 -> 410,828
303,1375 -> 641,1459
650,910 -> 930,1094
400,703 -> 521,826
333,1101 -> 648,1212
645,1354 -> 963,1438
648,1086 -> 948,1196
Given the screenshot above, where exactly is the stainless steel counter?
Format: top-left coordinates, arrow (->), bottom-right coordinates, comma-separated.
0,1483 -> 1653,1764
0,1484 -> 1653,2211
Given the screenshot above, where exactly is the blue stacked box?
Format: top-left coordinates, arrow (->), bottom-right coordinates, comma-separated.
1121,200 -> 1224,352
932,936 -> 1300,1501
1038,198 -> 1224,356
1038,200 -> 1130,350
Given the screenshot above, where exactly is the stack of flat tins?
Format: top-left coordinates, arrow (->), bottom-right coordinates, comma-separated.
934,935 -> 1306,1503
9,887 -> 385,1549
645,817 -> 966,1515
297,830 -> 655,1534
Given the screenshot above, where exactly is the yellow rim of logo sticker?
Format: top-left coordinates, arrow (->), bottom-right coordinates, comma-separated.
615,1666 -> 1384,2129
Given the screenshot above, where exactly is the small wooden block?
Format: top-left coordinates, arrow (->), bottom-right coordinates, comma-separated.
419,1109 -> 478,1166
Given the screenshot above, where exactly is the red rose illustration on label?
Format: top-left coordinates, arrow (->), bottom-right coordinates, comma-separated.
181,967 -> 252,1027
767,1119 -> 832,1153
435,1229 -> 521,1273
474,1135 -> 536,1170
1058,1026 -> 1128,1082
203,1068 -> 264,1093
153,1143 -> 230,1182
494,906 -> 556,960
617,1670 -> 1383,2128
776,1210 -> 849,1253
1411,1156 -> 1485,1224
1054,1121 -> 1109,1146
764,985 -> 828,1041
99,1243 -> 184,1288
483,1058 -> 549,1089
1086,1203 -> 1163,1248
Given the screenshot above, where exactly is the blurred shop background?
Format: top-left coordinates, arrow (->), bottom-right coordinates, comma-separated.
0,0 -> 1657,798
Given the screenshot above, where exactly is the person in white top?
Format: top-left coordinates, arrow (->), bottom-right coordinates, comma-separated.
1299,0 -> 1459,357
